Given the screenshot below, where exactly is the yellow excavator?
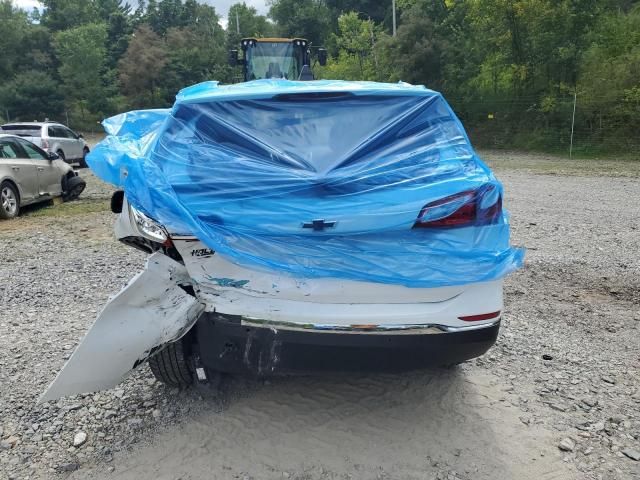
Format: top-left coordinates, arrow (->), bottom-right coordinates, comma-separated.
229,38 -> 327,82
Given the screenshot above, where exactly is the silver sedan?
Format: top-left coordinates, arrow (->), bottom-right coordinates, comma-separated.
0,134 -> 86,219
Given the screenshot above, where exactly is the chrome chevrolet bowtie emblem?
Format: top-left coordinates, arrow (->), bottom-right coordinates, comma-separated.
302,219 -> 336,231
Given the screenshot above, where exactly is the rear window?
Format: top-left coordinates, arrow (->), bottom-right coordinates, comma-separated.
0,125 -> 42,137
48,126 -> 68,138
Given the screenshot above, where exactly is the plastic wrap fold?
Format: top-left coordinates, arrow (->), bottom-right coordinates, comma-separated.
88,80 -> 524,287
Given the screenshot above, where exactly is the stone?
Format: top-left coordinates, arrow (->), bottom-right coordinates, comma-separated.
609,415 -> 625,425
73,431 -> 88,447
621,448 -> 640,461
558,438 -> 576,452
550,403 -> 568,412
57,462 -> 80,472
0,436 -> 19,450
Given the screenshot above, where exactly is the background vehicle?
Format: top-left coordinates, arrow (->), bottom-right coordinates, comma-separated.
0,122 -> 90,168
229,37 -> 327,81
0,134 -> 85,219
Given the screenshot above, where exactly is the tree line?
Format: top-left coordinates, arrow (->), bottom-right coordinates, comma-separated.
1,0 -> 639,154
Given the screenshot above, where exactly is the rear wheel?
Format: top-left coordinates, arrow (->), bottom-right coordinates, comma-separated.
56,149 -> 66,163
148,338 -> 194,388
0,181 -> 19,219
78,148 -> 89,168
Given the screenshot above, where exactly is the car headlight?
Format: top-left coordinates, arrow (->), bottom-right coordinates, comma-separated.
130,206 -> 168,243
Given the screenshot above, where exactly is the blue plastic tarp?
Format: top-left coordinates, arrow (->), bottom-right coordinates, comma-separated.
88,79 -> 524,287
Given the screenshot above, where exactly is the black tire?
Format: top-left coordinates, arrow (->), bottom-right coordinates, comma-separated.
0,181 -> 20,219
148,339 -> 193,387
62,175 -> 86,201
78,148 -> 89,168
56,150 -> 66,163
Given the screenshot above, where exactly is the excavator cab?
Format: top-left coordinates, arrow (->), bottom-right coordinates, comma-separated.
229,38 -> 327,82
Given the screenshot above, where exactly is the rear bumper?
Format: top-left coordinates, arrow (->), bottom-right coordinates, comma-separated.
195,313 -> 500,376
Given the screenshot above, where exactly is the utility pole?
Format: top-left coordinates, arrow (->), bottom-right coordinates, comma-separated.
569,90 -> 577,159
392,0 -> 397,37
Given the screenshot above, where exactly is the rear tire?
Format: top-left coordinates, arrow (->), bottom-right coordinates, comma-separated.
148,339 -> 193,388
0,181 -> 20,219
78,148 -> 89,168
56,150 -> 66,163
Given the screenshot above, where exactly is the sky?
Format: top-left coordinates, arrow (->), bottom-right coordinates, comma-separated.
11,0 -> 270,27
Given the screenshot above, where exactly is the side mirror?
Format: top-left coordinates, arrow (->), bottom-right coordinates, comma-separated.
318,48 -> 327,66
47,152 -> 59,161
78,133 -> 84,139
228,49 -> 239,67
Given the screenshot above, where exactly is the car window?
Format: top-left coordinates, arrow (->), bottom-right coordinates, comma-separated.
62,127 -> 78,139
15,138 -> 48,160
48,126 -> 66,138
1,125 -> 42,137
0,140 -> 21,159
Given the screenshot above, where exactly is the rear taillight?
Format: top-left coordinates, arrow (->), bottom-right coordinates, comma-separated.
41,139 -> 49,150
413,185 -> 502,228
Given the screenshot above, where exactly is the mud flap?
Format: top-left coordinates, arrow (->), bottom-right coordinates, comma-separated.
39,252 -> 204,403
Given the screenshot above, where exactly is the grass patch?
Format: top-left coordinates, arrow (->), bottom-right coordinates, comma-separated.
479,150 -> 640,177
23,198 -> 110,218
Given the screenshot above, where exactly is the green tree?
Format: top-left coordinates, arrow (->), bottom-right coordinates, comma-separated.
0,71 -> 65,121
227,2 -> 274,48
268,0 -> 331,46
41,0 -> 99,31
53,23 -> 109,117
118,24 -> 168,108
373,1 -> 452,88
0,1 -> 30,79
162,22 -> 228,102
577,6 -> 640,147
319,12 -> 386,80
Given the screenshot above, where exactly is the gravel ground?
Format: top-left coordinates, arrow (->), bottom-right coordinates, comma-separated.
1,154 -> 639,480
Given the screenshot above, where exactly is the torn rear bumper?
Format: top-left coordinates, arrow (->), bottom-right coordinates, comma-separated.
39,252 -> 204,403
195,313 -> 500,376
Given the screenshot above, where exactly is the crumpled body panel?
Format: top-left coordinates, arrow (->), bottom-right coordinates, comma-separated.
88,80 -> 524,287
39,253 -> 204,403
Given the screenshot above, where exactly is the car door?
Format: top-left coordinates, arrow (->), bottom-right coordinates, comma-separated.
62,126 -> 83,159
48,125 -> 69,160
15,138 -> 62,197
0,138 -> 38,204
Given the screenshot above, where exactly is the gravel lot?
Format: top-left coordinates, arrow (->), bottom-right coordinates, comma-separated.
1,153 -> 639,480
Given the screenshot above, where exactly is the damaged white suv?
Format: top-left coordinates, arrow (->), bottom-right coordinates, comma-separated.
41,80 -> 523,402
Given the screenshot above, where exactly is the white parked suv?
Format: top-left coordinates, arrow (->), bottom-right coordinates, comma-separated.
0,122 -> 90,168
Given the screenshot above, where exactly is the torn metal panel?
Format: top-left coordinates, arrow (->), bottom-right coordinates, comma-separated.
39,252 -> 204,403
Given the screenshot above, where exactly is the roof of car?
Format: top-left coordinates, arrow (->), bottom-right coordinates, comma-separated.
1,122 -> 65,127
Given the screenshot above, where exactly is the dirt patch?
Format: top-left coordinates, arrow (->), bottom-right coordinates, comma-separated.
76,371 -> 576,480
